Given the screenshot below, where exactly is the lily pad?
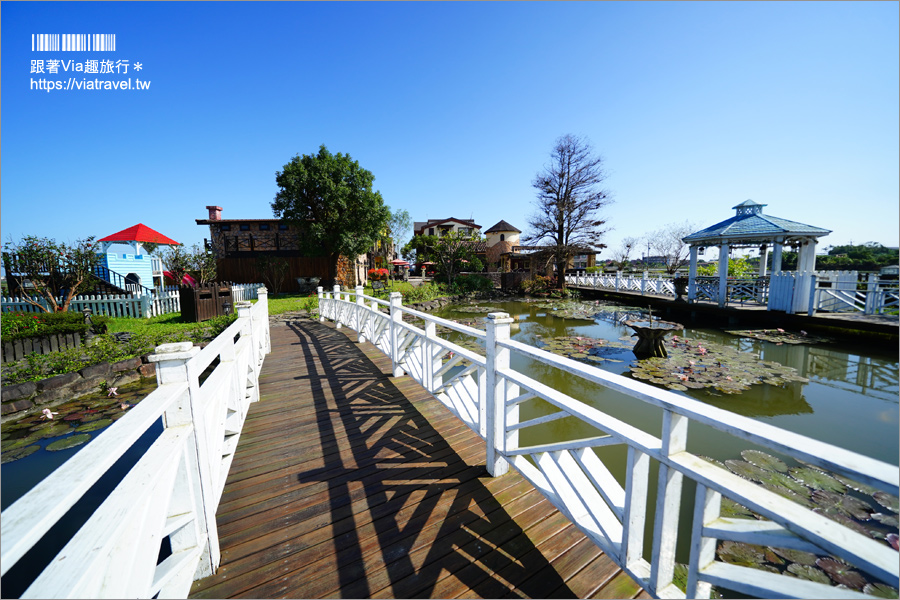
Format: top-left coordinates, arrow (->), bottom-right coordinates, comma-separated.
873,492 -> 899,514
811,490 -> 874,520
75,418 -> 113,433
35,422 -> 72,439
45,434 -> 91,451
726,329 -> 830,345
720,497 -> 757,520
832,474 -> 880,496
717,541 -> 766,567
815,558 -> 866,590
864,583 -> 900,598
785,563 -> 831,585
871,512 -> 900,528
1,444 -> 40,463
742,450 -> 788,473
789,467 -> 847,493
725,459 -> 768,482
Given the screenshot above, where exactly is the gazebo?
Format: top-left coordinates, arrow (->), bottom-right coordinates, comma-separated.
681,201 -> 831,307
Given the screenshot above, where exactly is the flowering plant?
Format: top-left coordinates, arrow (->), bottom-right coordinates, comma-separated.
368,268 -> 389,282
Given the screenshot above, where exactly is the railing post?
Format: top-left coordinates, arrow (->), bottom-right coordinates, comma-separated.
317,286 -> 325,322
616,271 -> 621,292
484,312 -> 514,476
686,483 -> 721,599
256,286 -> 270,354
333,284 -> 342,328
641,270 -> 648,295
424,321 -> 441,393
389,292 -> 404,377
649,409 -> 688,595
148,342 -> 220,578
355,285 -> 367,343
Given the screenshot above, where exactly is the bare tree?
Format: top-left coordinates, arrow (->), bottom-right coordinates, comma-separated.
524,134 -> 613,289
610,236 -> 641,271
646,220 -> 697,274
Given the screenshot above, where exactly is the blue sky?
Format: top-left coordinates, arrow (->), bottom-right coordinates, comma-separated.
2,1 -> 898,261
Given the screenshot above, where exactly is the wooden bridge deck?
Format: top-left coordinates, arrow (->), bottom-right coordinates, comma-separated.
189,317 -> 649,599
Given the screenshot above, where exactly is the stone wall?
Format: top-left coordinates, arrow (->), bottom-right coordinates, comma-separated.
1,357 -> 157,422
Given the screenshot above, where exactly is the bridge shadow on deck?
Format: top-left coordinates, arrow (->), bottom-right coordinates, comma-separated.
190,318 -> 646,599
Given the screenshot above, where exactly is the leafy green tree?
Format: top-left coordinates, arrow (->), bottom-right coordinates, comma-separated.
525,134 -> 613,289
410,231 -> 484,286
697,257 -> 755,277
189,243 -> 217,284
272,145 -> 390,286
159,244 -> 191,286
2,235 -> 102,312
389,208 -> 411,257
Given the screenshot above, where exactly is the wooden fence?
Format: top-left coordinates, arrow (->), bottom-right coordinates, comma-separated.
317,285 -> 898,599
216,256 -> 332,293
0,289 -> 271,598
2,332 -> 83,364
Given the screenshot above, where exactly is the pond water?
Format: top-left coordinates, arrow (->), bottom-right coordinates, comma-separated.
429,298 -> 899,594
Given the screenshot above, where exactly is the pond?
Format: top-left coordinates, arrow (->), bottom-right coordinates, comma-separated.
428,298 -> 899,595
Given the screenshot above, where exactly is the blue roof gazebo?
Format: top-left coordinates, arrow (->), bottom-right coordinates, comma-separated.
681,201 -> 831,307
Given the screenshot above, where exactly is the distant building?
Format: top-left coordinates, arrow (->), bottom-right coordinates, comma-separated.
413,217 -> 481,238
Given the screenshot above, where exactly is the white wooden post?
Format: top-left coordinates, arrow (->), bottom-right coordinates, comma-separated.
807,275 -> 818,317
641,271 -> 648,295
685,483 -> 721,599
718,243 -> 729,307
148,342 -> 220,578
235,301 -> 256,400
423,321 -> 441,393
616,271 -> 621,292
355,285 -> 367,343
333,284 -> 342,328
317,286 -> 325,322
256,286 -> 270,354
140,294 -> 151,318
758,244 -> 769,277
621,446 -> 650,571
772,240 -> 784,274
389,292 -> 404,377
865,273 -> 877,315
650,410 -> 688,595
484,312 -> 513,476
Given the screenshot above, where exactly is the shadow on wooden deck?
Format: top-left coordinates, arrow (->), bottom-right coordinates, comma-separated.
190,318 -> 647,599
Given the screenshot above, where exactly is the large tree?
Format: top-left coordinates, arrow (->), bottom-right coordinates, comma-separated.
2,235 -> 102,312
409,231 -> 484,286
646,220 -> 698,274
525,134 -> 613,289
272,145 -> 390,286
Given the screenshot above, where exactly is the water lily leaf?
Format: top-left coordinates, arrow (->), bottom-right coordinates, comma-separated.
812,508 -> 875,538
812,489 -> 874,520
46,433 -> 91,451
760,482 -> 814,508
873,492 -> 899,514
785,563 -> 831,585
815,558 -> 866,590
789,467 -> 846,493
832,474 -> 879,496
767,472 -> 812,496
36,422 -> 72,439
63,412 -> 87,421
666,383 -> 688,392
871,512 -> 900,528
764,548 -> 784,565
742,450 -> 788,473
725,460 -> 768,481
719,497 -> 758,520
717,541 -> 766,566
75,418 -> 113,433
1,444 -> 40,463
770,547 -> 818,566
863,583 -> 900,599
631,372 -> 654,380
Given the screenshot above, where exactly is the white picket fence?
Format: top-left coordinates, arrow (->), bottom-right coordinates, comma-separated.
569,272 -> 677,297
1,283 -> 263,319
317,284 -> 898,599
0,288 -> 271,598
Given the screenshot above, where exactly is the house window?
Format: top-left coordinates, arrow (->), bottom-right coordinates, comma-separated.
240,224 -> 251,231
220,224 -> 231,231
259,224 -> 271,231
428,228 -> 435,236
459,227 -> 472,236
278,224 -> 289,230
500,234 -> 505,241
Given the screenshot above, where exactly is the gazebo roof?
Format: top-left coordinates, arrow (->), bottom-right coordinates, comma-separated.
98,223 -> 180,245
682,200 -> 831,246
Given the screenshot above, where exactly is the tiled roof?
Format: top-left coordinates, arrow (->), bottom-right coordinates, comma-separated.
98,224 -> 179,245
413,218 -> 481,235
484,220 -> 522,234
683,204 -> 831,244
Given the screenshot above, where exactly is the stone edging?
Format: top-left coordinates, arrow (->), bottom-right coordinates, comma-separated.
1,357 -> 157,423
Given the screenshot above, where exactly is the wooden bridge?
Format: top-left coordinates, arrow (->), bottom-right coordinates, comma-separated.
188,318 -> 648,598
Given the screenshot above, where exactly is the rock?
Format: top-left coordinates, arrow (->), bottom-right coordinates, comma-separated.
1,399 -> 34,415
79,363 -> 111,380
138,363 -> 156,377
38,372 -> 81,391
1,381 -> 37,402
111,357 -> 142,372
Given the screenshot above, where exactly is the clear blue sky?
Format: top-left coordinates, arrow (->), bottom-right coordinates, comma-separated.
3,2 -> 898,260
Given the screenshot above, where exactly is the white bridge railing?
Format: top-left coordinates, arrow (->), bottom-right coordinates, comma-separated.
1,288 -> 271,598
810,273 -> 900,316
318,284 -> 898,599
569,271 -> 678,297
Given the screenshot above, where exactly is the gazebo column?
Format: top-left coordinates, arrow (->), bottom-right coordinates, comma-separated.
758,244 -> 768,277
798,239 -> 817,273
772,241 -> 784,274
717,243 -> 729,308
687,246 -> 699,302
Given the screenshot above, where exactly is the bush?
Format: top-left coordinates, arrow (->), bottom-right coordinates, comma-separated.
521,275 -> 554,295
0,311 -> 106,342
398,281 -> 447,303
450,274 -> 494,295
585,266 -> 601,273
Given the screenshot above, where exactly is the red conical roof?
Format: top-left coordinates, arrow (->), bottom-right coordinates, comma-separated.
97,224 -> 180,245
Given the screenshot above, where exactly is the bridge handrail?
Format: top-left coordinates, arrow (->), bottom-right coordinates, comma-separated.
0,288 -> 271,598
317,285 -> 899,599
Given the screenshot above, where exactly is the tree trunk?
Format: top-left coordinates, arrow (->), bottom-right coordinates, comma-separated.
556,260 -> 567,289
328,252 -> 340,288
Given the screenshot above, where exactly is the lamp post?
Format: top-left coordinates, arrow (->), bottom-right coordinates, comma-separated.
222,301 -> 231,316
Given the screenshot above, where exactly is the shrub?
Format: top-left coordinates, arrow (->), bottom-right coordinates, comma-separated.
450,274 -> 494,295
521,275 -> 554,295
585,266 -> 601,273
0,311 -> 100,342
400,282 -> 447,303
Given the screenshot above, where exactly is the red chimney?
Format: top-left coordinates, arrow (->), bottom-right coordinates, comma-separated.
206,205 -> 223,221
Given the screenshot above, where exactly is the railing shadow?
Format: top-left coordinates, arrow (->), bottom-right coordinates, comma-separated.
279,319 -> 574,598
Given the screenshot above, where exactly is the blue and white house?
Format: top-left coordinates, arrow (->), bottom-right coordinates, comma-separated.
96,224 -> 180,293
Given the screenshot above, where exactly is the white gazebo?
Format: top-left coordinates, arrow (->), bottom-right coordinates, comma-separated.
682,200 -> 831,307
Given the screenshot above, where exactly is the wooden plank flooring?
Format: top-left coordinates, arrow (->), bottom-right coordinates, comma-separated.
189,317 -> 650,599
